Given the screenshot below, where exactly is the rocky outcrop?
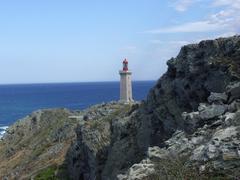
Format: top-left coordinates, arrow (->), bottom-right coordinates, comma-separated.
115,36 -> 240,179
145,35 -> 240,146
119,82 -> 240,179
67,35 -> 240,179
66,102 -> 142,180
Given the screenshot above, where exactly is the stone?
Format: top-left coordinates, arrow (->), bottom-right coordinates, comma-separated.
209,120 -> 222,128
117,160 -> 155,180
222,149 -> 240,161
208,92 -> 228,104
206,144 -> 219,159
212,126 -> 238,141
191,136 -> 204,145
223,112 -> 236,126
199,104 -> 227,120
147,146 -> 169,160
190,145 -> 206,161
182,111 -> 201,131
199,165 -> 206,172
228,100 -> 240,112
165,131 -> 195,155
227,82 -> 240,102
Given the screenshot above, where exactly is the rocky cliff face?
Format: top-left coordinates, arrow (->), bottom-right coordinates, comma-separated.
66,102 -> 142,180
68,35 -> 240,179
119,83 -> 240,179
146,35 -> 240,145
117,35 -> 240,179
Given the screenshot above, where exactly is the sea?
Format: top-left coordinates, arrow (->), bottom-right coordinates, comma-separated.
0,81 -> 155,137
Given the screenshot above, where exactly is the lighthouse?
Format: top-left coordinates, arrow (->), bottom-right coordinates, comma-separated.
119,59 -> 133,103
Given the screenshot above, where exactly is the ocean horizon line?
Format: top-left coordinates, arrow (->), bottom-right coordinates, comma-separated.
0,80 -> 156,86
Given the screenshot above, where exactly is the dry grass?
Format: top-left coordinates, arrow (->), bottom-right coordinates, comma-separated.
143,155 -> 239,180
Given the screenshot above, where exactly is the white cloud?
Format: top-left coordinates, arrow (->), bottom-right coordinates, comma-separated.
150,40 -> 189,45
145,0 -> 240,34
145,20 -> 225,33
172,0 -> 194,12
212,0 -> 240,9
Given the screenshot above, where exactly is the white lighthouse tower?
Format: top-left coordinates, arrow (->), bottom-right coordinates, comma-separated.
119,59 -> 133,103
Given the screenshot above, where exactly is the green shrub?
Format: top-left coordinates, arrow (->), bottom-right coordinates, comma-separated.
34,166 -> 57,180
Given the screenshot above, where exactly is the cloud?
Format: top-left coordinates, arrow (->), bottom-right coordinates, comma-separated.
145,0 -> 240,34
150,40 -> 189,45
145,21 -> 225,34
212,0 -> 240,9
172,0 -> 194,12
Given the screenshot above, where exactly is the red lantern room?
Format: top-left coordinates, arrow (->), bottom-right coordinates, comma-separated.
123,58 -> 128,71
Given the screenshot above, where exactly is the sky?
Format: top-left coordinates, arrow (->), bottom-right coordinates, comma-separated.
0,0 -> 239,84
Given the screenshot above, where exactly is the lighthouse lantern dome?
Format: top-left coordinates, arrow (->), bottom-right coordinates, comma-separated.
123,58 -> 128,71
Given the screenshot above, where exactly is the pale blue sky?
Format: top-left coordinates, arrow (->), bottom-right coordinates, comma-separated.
0,0 -> 239,84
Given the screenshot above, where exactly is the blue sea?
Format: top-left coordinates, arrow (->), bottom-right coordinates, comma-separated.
0,81 -> 155,137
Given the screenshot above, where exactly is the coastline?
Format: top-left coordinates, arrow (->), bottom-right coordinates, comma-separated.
0,126 -> 8,138
0,81 -> 155,131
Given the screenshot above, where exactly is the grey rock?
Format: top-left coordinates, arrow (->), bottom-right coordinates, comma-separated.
199,104 -> 227,120
117,159 -> 155,180
222,149 -> 240,161
165,131 -> 194,155
190,136 -> 204,145
223,112 -> 236,126
182,111 -> 201,131
208,92 -> 228,104
190,145 -> 206,161
227,82 -> 240,102
228,100 -> 240,112
147,146 -> 169,160
206,144 -> 219,159
212,126 -> 238,141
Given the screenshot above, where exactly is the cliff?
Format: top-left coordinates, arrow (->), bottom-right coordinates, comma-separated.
0,103 -> 129,179
67,35 -> 240,179
0,35 -> 240,179
118,35 -> 240,179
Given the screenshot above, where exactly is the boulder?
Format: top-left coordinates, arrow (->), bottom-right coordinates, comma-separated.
117,159 -> 155,180
147,146 -> 169,160
198,103 -> 227,120
227,82 -> 240,102
228,99 -> 240,112
207,92 -> 228,104
182,111 -> 201,131
222,149 -> 240,161
223,112 -> 236,126
190,145 -> 206,161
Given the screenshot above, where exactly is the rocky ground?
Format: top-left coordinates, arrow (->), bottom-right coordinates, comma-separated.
118,84 -> 240,179
0,102 -> 130,179
0,35 -> 240,179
